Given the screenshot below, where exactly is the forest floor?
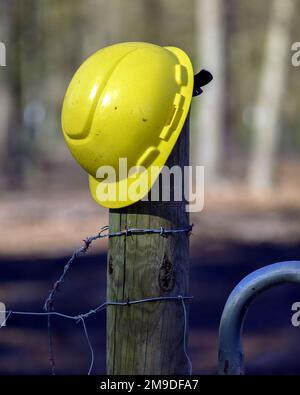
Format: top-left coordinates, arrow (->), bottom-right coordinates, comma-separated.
1,178 -> 300,259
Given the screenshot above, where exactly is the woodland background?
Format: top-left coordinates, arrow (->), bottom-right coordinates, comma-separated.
0,0 -> 300,375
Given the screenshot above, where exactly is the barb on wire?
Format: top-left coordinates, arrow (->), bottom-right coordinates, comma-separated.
0,295 -> 193,375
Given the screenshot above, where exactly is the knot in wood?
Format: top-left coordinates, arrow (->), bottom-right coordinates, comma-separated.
108,256 -> 113,275
159,255 -> 175,292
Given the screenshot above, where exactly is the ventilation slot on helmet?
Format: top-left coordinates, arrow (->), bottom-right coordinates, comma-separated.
136,147 -> 160,169
159,94 -> 185,141
175,64 -> 188,86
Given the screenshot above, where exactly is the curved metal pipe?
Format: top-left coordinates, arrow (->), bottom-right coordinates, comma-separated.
218,261 -> 300,375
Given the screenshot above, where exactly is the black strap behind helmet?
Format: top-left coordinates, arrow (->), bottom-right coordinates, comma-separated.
193,69 -> 213,97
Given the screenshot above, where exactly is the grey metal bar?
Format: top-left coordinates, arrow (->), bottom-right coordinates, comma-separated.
218,261 -> 300,375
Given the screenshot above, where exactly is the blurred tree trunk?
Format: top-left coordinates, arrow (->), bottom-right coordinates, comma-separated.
68,0 -> 84,67
85,0 -> 122,46
21,0 -> 44,176
144,0 -> 163,44
194,0 -> 225,184
105,0 -> 123,44
248,0 -> 295,193
0,0 -> 10,179
126,0 -> 162,44
4,1 -> 24,189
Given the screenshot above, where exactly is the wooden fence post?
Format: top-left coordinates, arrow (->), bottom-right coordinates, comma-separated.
107,115 -> 191,375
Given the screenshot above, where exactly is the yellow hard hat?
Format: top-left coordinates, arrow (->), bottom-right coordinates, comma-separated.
61,42 -> 206,209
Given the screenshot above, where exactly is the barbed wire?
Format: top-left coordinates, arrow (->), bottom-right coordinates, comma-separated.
44,224 -> 193,312
0,295 -> 193,375
1,224 -> 194,375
